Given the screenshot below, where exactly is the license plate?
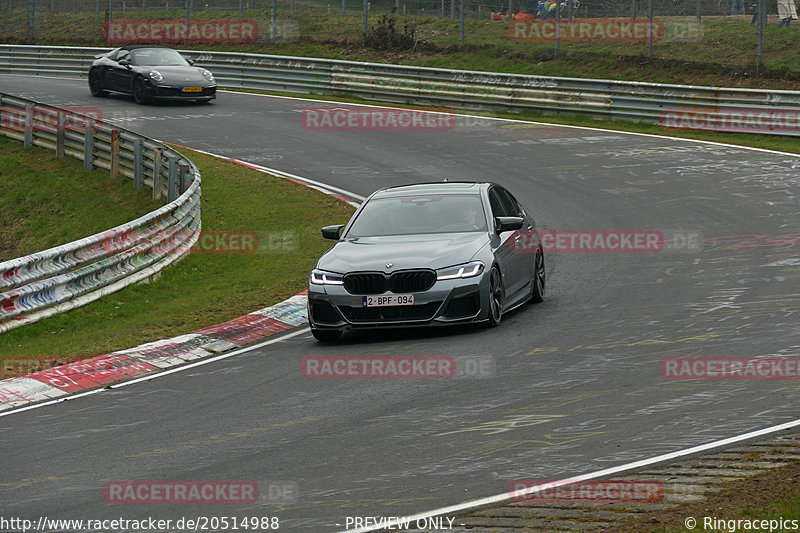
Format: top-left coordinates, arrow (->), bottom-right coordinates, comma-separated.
182,87 -> 202,93
362,294 -> 415,307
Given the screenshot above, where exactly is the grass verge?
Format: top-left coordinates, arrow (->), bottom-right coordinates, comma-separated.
4,8 -> 800,89
619,460 -> 800,532
0,144 -> 354,366
0,135 -> 163,261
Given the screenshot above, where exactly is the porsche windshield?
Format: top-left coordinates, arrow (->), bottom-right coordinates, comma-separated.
131,48 -> 190,67
345,194 -> 487,237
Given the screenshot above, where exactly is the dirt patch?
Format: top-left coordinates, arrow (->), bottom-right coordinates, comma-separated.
611,460 -> 800,532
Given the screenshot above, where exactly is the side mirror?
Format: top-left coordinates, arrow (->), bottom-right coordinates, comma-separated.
321,224 -> 345,240
118,59 -> 131,67
186,58 -> 195,65
495,216 -> 524,233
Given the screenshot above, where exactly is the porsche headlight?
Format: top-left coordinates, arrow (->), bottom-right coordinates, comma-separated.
149,70 -> 164,82
436,261 -> 484,280
201,69 -> 215,82
310,269 -> 344,285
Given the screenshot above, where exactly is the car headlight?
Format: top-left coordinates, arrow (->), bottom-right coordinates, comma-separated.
149,70 -> 164,82
201,69 -> 214,82
310,269 -> 344,285
436,261 -> 484,280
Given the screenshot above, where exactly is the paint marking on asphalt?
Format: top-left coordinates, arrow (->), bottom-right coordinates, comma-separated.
337,417 -> 800,532
0,328 -> 310,419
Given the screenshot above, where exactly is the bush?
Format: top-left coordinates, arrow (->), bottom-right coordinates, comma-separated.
365,13 -> 419,50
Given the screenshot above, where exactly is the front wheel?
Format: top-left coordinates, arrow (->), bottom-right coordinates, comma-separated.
88,70 -> 107,97
528,248 -> 545,304
487,266 -> 504,327
132,77 -> 151,105
311,328 -> 342,342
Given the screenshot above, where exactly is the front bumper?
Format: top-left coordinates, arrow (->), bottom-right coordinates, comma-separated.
148,84 -> 216,100
307,276 -> 489,332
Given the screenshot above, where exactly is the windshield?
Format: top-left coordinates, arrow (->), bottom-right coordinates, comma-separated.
345,194 -> 487,237
131,48 -> 190,67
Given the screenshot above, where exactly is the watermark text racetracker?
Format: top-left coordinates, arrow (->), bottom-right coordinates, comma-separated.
513,229 -> 703,253
510,18 -> 702,42
0,516 -> 280,532
302,355 -> 496,379
105,19 -> 258,44
0,106 -> 102,132
509,479 -> 664,503
661,356 -> 800,380
661,107 -> 800,135
301,107 -> 456,131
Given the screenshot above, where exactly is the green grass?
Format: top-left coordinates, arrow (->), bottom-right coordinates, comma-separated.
4,7 -> 800,88
660,490 -> 800,532
0,144 -> 354,362
0,135 -> 163,261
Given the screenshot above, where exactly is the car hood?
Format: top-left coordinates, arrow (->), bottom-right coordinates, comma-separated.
319,233 -> 490,273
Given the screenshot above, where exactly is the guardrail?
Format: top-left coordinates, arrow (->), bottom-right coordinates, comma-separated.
2,44 -> 800,135
0,92 -> 201,333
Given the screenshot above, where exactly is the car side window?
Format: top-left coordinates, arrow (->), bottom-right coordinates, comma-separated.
117,50 -> 131,63
488,188 -> 511,218
498,188 -> 524,217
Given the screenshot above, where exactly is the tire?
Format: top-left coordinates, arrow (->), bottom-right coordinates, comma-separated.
528,248 -> 546,304
88,70 -> 107,97
487,265 -> 503,327
311,328 -> 342,342
132,77 -> 151,105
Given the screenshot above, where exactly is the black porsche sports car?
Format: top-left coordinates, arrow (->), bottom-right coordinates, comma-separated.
88,45 -> 216,104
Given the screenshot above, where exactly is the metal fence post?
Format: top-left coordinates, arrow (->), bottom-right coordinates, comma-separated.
178,162 -> 189,194
272,0 -> 277,42
152,147 -> 163,199
167,156 -> 178,202
696,0 -> 701,23
647,0 -> 653,57
108,0 -> 113,25
56,111 -> 66,158
342,0 -> 345,16
555,0 -> 560,59
757,0 -> 764,68
110,129 -> 120,179
27,0 -> 34,42
458,0 -> 464,48
23,105 -> 33,148
133,138 -> 143,188
84,129 -> 94,170
362,0 -> 368,46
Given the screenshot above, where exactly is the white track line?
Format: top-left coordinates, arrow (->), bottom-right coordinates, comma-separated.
0,327 -> 309,419
218,89 -> 800,159
338,417 -> 800,532
6,78 -> 800,528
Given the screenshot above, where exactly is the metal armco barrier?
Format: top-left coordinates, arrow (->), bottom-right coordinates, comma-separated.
0,92 -> 201,333
2,44 -> 800,135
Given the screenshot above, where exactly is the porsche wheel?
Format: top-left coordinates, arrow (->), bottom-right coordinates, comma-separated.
89,70 -> 107,97
132,77 -> 151,105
